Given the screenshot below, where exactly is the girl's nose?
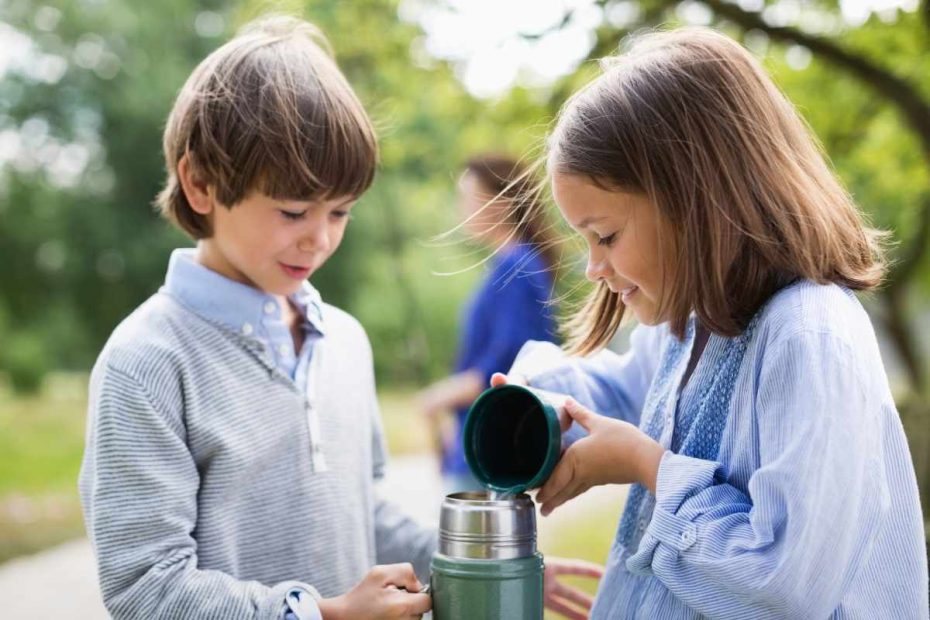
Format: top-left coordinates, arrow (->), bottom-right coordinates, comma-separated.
585,254 -> 612,283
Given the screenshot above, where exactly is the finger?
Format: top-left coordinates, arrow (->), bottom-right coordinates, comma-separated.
541,477 -> 586,517
549,558 -> 605,579
490,372 -> 509,387
380,563 -> 421,592
536,458 -> 575,505
401,592 -> 431,616
544,594 -> 587,620
491,372 -> 528,387
564,399 -> 595,431
552,582 -> 595,610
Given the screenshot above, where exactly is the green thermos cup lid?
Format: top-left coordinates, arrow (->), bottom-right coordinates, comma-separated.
462,384 -> 562,495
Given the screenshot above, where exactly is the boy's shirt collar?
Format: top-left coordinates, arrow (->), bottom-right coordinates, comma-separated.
161,248 -> 326,338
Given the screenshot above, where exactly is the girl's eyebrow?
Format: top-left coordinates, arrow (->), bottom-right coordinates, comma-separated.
577,215 -> 607,229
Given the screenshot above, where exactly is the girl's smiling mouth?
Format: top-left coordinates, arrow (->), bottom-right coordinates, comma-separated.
620,285 -> 639,303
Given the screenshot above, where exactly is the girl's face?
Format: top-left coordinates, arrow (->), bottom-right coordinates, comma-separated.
551,172 -> 667,325
457,170 -> 507,243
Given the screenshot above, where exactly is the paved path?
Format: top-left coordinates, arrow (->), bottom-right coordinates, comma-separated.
0,455 -> 626,618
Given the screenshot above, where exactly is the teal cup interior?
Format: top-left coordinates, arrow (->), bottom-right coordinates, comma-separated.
462,385 -> 562,495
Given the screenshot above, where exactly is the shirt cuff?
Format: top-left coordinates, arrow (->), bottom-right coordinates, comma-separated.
284,586 -> 323,620
626,452 -> 720,574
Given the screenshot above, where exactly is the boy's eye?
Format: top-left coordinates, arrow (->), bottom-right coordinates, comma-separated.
330,210 -> 351,220
597,232 -> 617,247
280,209 -> 307,221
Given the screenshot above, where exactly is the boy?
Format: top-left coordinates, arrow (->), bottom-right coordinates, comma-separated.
79,16 -> 434,619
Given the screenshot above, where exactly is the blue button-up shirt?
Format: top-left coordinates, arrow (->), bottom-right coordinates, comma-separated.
163,249 -> 325,383
513,280 -> 928,618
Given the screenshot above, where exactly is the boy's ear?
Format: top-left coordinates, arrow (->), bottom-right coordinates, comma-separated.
177,153 -> 214,216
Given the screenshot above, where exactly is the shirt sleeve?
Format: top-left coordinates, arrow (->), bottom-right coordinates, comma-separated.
372,497 -> 437,582
363,341 -> 438,582
626,330 -> 888,618
284,588 -> 323,620
511,323 -> 665,439
79,365 -> 323,620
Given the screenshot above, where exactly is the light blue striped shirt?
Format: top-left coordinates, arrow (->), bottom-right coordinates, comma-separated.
515,280 -> 928,618
79,249 -> 436,620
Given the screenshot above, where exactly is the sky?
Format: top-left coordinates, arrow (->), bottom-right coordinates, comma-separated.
0,0 -> 920,186
398,0 -> 920,98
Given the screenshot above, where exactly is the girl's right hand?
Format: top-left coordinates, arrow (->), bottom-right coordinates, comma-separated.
490,371 -> 527,387
318,563 -> 430,619
491,373 -> 573,433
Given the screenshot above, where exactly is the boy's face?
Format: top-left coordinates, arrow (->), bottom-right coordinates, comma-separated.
551,172 -> 667,326
198,191 -> 355,296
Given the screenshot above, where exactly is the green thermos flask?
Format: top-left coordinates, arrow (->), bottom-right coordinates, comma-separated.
430,491 -> 544,620
429,384 -> 564,620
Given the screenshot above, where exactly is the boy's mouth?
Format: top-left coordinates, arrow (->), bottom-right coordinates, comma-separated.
279,262 -> 312,280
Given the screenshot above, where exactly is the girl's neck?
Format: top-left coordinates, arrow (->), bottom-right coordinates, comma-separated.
481,222 -> 520,250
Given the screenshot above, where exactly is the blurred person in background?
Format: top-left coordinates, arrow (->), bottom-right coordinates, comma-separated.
419,154 -> 561,494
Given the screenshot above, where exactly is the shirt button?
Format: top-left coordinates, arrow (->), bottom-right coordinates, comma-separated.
241,322 -> 253,336
278,343 -> 289,356
679,526 -> 696,548
264,301 -> 277,315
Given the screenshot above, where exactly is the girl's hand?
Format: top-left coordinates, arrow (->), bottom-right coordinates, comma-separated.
318,563 -> 430,619
490,371 -> 527,387
536,399 -> 665,516
543,557 -> 604,619
490,373 -> 573,433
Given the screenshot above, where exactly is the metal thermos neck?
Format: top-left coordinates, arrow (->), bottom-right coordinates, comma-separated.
437,491 -> 537,560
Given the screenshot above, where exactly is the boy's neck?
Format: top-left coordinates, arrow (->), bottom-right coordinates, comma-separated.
193,242 -> 305,349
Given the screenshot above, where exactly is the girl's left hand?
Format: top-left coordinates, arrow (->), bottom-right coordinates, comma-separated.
543,557 -> 604,620
536,399 -> 665,516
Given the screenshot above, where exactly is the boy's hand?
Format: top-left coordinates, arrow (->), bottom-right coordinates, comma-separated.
535,399 -> 665,516
543,557 -> 604,620
318,563 -> 430,619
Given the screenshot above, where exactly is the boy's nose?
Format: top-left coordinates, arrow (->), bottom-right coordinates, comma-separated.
298,224 -> 330,254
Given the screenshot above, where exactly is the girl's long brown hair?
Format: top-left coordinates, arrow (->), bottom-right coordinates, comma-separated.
549,28 -> 887,355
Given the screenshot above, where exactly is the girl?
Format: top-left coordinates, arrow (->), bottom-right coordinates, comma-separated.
419,155 -> 560,494
495,27 -> 929,618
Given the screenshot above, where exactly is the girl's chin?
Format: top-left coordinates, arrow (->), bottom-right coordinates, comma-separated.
626,303 -> 662,326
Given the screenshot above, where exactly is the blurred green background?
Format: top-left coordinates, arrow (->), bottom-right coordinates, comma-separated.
1,0 -> 929,609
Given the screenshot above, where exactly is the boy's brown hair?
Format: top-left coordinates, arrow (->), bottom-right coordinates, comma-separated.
548,27 -> 886,355
156,16 -> 378,239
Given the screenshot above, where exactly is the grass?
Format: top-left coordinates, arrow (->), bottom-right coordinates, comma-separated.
0,373 -> 88,564
538,491 -> 625,619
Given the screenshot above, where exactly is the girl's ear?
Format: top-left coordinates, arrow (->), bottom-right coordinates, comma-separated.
177,153 -> 214,216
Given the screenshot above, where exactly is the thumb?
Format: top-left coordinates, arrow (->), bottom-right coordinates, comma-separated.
490,373 -> 509,387
490,372 -> 528,387
564,399 -> 596,431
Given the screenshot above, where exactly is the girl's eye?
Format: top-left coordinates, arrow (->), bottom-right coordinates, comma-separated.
330,210 -> 351,220
597,232 -> 617,247
280,210 -> 306,221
